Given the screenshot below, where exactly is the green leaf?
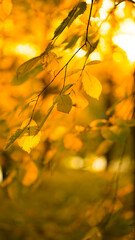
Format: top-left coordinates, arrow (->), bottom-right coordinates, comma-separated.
64,34 -> 80,49
13,63 -> 43,85
56,95 -> 72,113
61,84 -> 74,94
17,56 -> 40,79
86,60 -> 101,66
86,39 -> 99,57
68,1 -> 87,26
5,128 -> 25,149
52,2 -> 87,39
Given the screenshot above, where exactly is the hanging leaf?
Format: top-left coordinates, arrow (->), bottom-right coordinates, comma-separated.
56,95 -> 72,113
52,1 -> 87,39
5,128 -> 25,149
17,120 -> 41,153
82,72 -> 102,100
86,60 -> 101,66
13,63 -> 43,85
17,56 -> 40,79
61,84 -> 74,94
64,35 -> 80,49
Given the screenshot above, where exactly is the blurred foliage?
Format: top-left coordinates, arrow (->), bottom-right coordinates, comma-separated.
0,0 -> 135,239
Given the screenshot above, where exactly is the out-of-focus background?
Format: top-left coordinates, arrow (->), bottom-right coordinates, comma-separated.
0,0 -> 134,239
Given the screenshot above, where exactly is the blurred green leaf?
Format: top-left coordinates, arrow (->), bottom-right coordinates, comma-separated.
17,56 -> 40,78
5,128 -> 25,149
13,63 -> 43,85
52,2 -> 87,39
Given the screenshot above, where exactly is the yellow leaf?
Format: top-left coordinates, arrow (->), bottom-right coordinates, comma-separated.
82,71 -> 102,100
21,161 -> 38,186
2,0 -> 13,16
18,119 -> 41,153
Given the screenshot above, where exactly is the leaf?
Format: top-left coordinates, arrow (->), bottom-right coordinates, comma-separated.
5,128 -> 25,149
61,84 -> 74,94
68,2 -> 87,26
82,72 -> 102,100
64,35 -> 80,49
86,60 -> 101,66
18,120 -> 41,153
56,95 -> 72,113
13,63 -> 43,85
17,56 -> 40,79
52,1 -> 86,39
86,39 -> 99,56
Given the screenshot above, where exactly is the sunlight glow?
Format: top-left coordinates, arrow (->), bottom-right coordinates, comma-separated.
75,48 -> 86,58
114,2 -> 125,18
70,156 -> 84,169
112,19 -> 135,62
14,43 -> 38,58
99,0 -> 114,21
100,22 -> 111,35
86,0 -> 92,4
89,51 -> 102,61
92,156 -> 107,171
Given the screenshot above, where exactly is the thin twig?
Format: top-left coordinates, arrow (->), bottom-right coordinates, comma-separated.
85,0 -> 94,43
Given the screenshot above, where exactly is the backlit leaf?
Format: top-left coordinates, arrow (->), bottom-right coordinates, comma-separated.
5,128 -> 25,149
56,95 -> 72,114
82,72 -> 102,100
61,84 -> 74,94
52,1 -> 87,39
17,56 -> 40,79
13,62 -> 43,85
18,120 -> 41,153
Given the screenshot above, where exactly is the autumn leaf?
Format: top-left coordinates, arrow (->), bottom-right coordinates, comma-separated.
17,56 -> 40,79
17,120 -> 41,153
56,95 -> 72,114
5,128 -> 25,149
52,1 -> 87,39
82,71 -> 102,100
